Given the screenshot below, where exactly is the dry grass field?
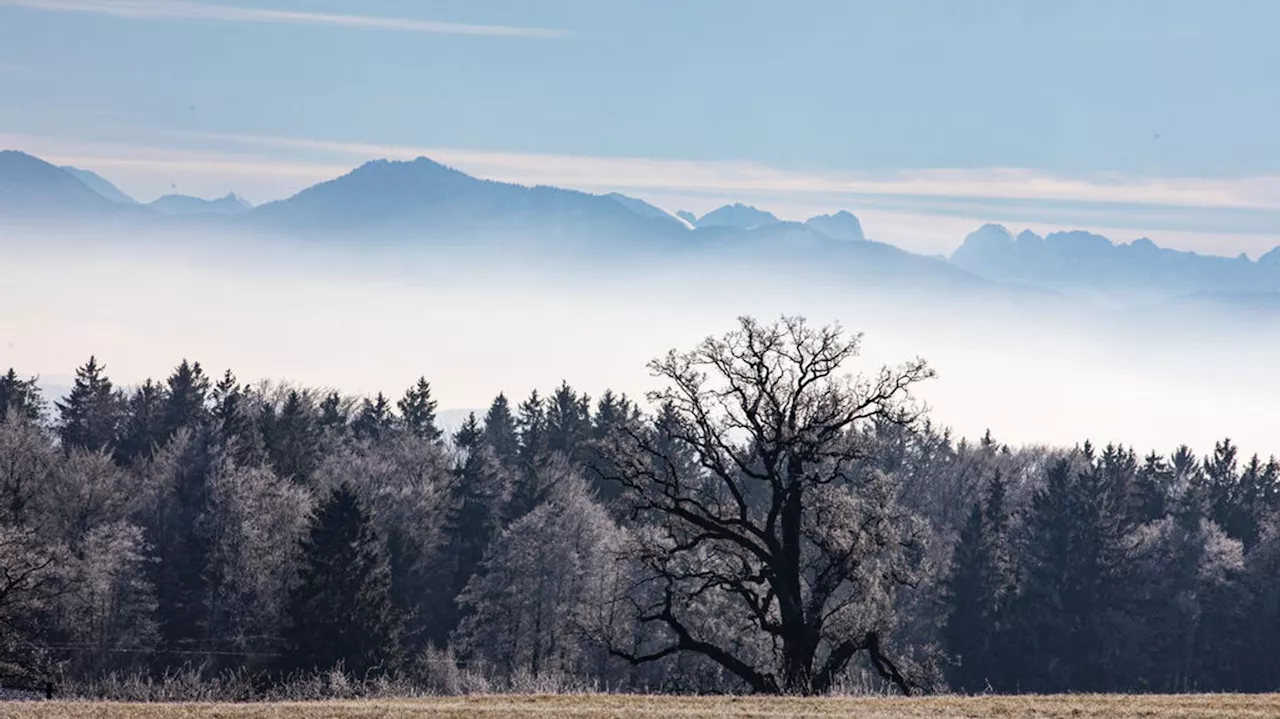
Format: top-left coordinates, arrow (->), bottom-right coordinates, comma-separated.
3,694 -> 1279,719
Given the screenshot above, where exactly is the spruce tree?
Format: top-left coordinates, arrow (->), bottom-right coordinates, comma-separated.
545,381 -> 590,463
162,360 -> 210,440
431,436 -> 509,642
149,425 -> 218,646
509,390 -> 548,518
481,393 -> 519,466
318,391 -> 349,435
516,390 -> 546,465
57,356 -> 122,452
262,390 -> 321,485
351,393 -> 394,442
285,483 -> 401,676
587,390 -> 635,504
0,368 -> 44,424
1013,447 -> 1144,692
209,370 -> 264,465
454,412 -> 482,450
396,377 -> 441,442
943,473 -> 1014,692
114,379 -> 166,465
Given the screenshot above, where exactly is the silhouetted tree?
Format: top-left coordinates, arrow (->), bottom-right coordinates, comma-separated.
397,377 -> 441,442
161,360 -> 210,440
115,380 -> 166,465
56,356 -> 122,453
482,393 -> 519,466
599,316 -> 934,695
943,472 -> 1015,692
262,390 -> 321,485
0,369 -> 44,424
351,393 -> 394,443
285,483 -> 401,676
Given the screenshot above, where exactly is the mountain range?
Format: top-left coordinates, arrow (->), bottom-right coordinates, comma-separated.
952,224 -> 1280,296
3,148 -> 1279,304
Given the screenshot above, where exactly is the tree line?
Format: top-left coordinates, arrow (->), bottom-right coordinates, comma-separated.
0,316 -> 1277,696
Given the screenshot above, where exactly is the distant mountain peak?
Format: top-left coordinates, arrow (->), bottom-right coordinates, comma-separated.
148,192 -> 252,216
954,224 -> 1014,254
952,225 -> 1280,295
59,165 -> 136,204
805,210 -> 865,241
0,150 -> 115,216
1044,229 -> 1114,251
221,191 -> 251,208
696,203 -> 780,230
606,193 -> 692,229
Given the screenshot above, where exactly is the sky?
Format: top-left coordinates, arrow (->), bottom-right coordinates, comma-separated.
3,0 -> 1280,256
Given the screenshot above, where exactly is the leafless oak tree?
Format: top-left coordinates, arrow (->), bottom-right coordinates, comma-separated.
599,316 -> 934,695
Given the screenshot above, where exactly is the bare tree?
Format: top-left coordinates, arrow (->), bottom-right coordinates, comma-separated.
598,316 -> 934,695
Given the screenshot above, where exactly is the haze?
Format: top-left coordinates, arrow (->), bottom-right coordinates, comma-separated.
3,225 -> 1276,457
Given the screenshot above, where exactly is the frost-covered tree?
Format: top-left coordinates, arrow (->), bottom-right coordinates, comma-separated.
204,461 -> 312,655
456,476 -> 623,680
599,316 -> 934,695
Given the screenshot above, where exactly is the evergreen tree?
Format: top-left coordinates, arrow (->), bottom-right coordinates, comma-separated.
586,390 -> 635,504
161,360 -> 210,440
209,371 -> 264,465
509,390 -> 550,519
943,473 -> 1015,692
1134,451 -> 1174,522
285,483 -> 401,676
481,393 -> 519,465
0,369 -> 44,424
429,437 -> 510,643
545,381 -> 590,463
262,390 -> 321,485
114,380 -> 166,465
1012,447 -> 1144,692
317,391 -> 349,435
56,356 -> 122,452
516,390 -> 546,464
351,393 -> 395,442
396,377 -> 441,442
1231,454 -> 1279,552
454,412 -> 482,450
148,427 -> 218,647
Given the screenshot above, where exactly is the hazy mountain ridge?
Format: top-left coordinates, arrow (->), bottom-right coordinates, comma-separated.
692,203 -> 780,230
150,192 -> 252,216
0,150 -> 117,216
5,148 -> 1280,307
951,223 -> 1280,296
60,165 -> 137,204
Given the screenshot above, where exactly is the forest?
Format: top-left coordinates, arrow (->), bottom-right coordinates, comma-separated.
1,316 -> 1278,698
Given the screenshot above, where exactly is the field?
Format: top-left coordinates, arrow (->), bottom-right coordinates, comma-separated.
5,694 -> 1279,719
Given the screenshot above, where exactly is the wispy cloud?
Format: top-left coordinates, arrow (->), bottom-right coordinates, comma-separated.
174,130 -> 1280,213
0,0 -> 571,38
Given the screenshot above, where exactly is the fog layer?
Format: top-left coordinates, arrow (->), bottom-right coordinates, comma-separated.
3,228 -> 1277,456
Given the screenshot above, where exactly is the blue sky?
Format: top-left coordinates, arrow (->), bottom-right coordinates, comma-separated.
3,0 -> 1280,255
